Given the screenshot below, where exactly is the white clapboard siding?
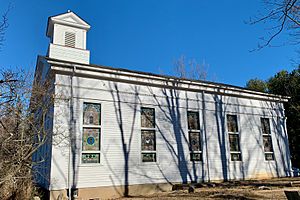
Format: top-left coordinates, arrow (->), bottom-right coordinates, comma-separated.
44,72 -> 292,190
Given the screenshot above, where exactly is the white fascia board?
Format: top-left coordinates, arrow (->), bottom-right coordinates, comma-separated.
46,12 -> 91,37
51,18 -> 91,30
52,12 -> 90,26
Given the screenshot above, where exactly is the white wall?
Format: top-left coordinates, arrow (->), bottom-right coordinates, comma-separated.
48,43 -> 90,64
49,73 -> 291,190
53,24 -> 87,49
48,23 -> 90,64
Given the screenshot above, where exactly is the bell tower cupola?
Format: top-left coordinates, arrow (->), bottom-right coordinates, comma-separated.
46,11 -> 91,64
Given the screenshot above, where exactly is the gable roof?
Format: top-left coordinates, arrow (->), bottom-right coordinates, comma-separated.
46,11 -> 91,37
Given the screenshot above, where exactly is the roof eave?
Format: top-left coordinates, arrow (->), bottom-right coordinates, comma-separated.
43,56 -> 290,102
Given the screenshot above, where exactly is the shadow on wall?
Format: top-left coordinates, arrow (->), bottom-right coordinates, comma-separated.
51,73 -> 81,198
150,82 -> 193,184
271,102 -> 291,177
105,80 -> 204,196
213,93 -> 229,181
108,82 -> 139,197
237,98 -> 265,179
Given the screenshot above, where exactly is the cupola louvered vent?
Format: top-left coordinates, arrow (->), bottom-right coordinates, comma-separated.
65,32 -> 76,48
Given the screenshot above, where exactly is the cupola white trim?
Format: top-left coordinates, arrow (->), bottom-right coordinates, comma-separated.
46,11 -> 91,64
47,11 -> 90,37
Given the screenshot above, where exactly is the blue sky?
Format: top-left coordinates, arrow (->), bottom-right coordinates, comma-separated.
0,0 -> 298,87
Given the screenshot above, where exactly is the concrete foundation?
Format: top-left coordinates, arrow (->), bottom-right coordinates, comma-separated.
50,182 -> 173,200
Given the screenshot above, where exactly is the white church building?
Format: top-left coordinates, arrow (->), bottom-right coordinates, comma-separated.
33,11 -> 292,199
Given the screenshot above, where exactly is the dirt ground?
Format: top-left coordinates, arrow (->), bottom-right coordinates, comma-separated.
120,177 -> 300,200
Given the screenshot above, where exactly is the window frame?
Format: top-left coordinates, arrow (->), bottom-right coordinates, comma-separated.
80,102 -> 102,165
187,111 -> 202,162
140,107 -> 157,163
226,114 -> 242,161
261,117 -> 275,161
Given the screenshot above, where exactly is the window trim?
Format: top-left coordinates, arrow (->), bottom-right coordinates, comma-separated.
140,107 -> 157,163
187,111 -> 202,162
80,101 -> 102,165
226,114 -> 242,162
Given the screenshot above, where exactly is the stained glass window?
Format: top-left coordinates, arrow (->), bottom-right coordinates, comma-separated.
265,153 -> 274,161
231,153 -> 241,161
261,118 -> 274,161
82,153 -> 100,164
142,153 -> 156,162
141,130 -> 156,151
187,111 -> 202,162
229,134 -> 240,152
189,132 -> 201,151
261,118 -> 271,135
187,112 -> 200,130
82,128 -> 100,151
263,136 -> 273,152
82,103 -> 101,164
141,107 -> 156,162
227,115 -> 242,161
227,115 -> 238,132
83,103 -> 101,125
190,153 -> 202,161
141,108 -> 155,128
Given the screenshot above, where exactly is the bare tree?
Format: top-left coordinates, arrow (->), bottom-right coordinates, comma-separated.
0,6 -> 60,199
250,0 -> 300,50
174,56 -> 208,81
0,7 -> 9,50
0,68 -> 55,199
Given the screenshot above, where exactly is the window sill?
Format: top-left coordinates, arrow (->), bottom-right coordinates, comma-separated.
189,161 -> 203,164
82,124 -> 101,128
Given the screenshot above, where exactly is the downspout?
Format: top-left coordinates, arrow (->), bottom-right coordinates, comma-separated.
68,65 -> 76,199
